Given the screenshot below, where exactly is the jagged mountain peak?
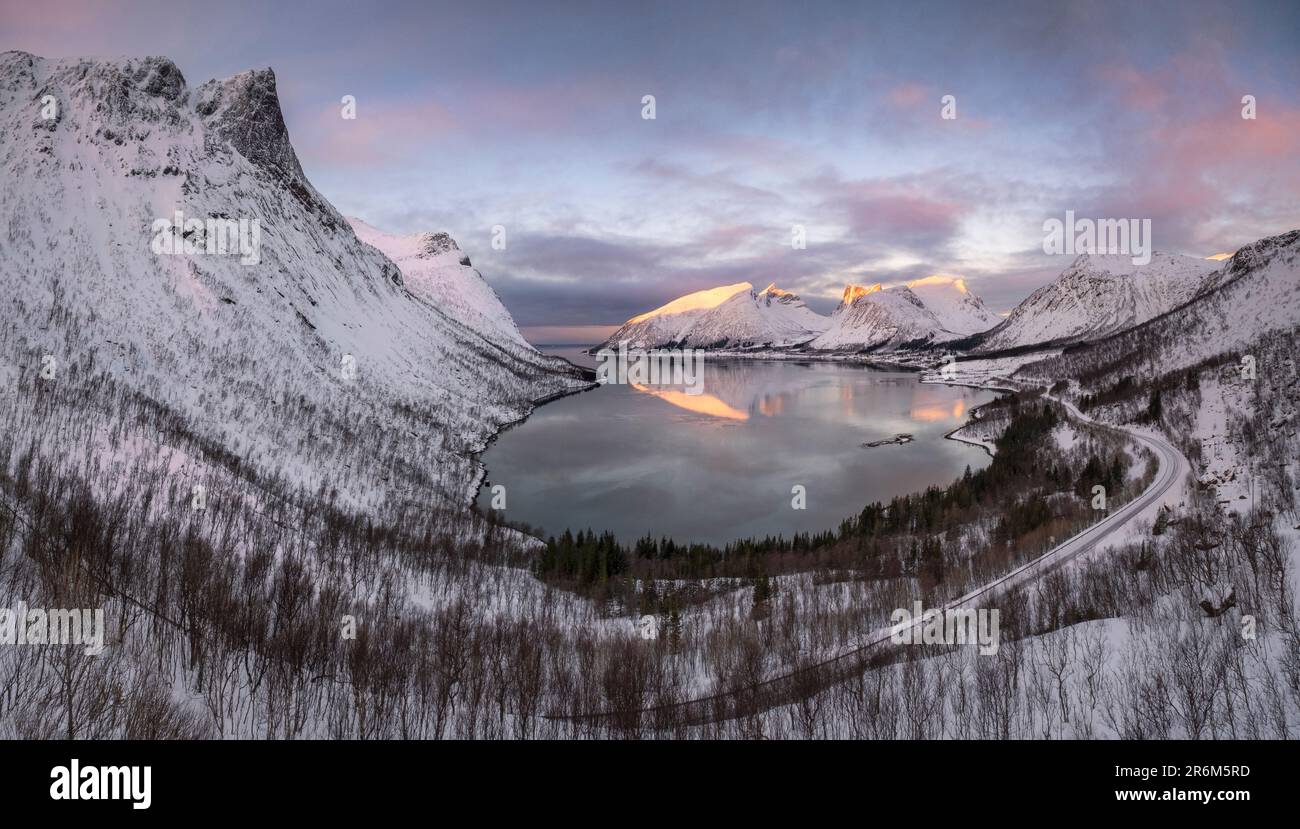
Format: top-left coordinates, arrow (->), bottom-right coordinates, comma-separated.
813,283 -> 940,351
813,277 -> 997,351
678,282 -> 828,348
756,282 -> 804,305
1220,228 -> 1300,278
6,52 -> 307,185
907,274 -> 967,293
346,217 -> 465,259
195,66 -> 304,180
1029,227 -> 1300,379
4,53 -> 189,128
840,283 -> 883,305
900,274 -> 999,334
349,218 -> 470,263
417,231 -> 465,260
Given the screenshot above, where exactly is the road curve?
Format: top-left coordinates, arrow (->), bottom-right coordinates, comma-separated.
544,392 -> 1190,729
934,394 -> 1186,612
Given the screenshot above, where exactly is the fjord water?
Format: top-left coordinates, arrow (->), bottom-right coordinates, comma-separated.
477,348 -> 999,546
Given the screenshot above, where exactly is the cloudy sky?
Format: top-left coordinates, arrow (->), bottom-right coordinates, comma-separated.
5,0 -> 1299,342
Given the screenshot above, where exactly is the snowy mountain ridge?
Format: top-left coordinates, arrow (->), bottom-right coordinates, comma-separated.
604,251 -> 1245,357
347,217 -> 531,349
600,282 -> 752,349
675,282 -> 830,349
1023,229 -> 1300,378
977,251 -> 1221,352
0,50 -> 586,513
812,275 -> 1000,351
604,274 -> 997,351
600,281 -> 828,349
904,275 -> 1001,335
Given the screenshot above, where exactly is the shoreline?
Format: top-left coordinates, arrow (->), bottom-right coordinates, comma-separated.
921,374 -> 1030,458
943,411 -> 997,457
464,354 -> 599,508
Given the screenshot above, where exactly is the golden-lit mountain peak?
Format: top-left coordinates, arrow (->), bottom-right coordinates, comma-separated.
841,283 -> 883,304
907,274 -> 968,294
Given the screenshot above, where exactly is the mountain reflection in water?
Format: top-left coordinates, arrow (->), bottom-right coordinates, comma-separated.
477,348 -> 1000,545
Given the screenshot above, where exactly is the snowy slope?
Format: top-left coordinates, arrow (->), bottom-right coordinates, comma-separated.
600,281 -> 826,349
903,275 -> 999,335
1028,229 -> 1300,379
810,280 -> 993,350
348,217 -> 530,349
607,275 -> 996,353
0,51 -> 587,511
977,252 -> 1220,352
600,282 -> 752,348
812,284 -> 936,350
678,283 -> 829,348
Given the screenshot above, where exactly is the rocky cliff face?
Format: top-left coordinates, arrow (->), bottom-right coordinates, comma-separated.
195,68 -> 304,180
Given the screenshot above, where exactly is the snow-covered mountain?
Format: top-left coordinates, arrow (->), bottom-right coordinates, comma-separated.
0,51 -> 586,511
811,277 -> 997,351
601,281 -> 827,349
813,284 -> 935,350
678,283 -> 829,348
348,218 -> 530,349
600,282 -> 752,348
1025,229 -> 1300,379
903,275 -> 1000,334
977,252 -> 1221,352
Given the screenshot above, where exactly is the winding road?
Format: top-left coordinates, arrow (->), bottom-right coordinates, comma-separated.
545,391 -> 1190,729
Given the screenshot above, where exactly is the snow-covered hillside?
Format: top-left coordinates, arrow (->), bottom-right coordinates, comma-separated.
677,283 -> 829,348
601,281 -> 827,349
811,278 -> 996,351
607,276 -> 994,352
348,217 -> 531,349
0,51 -> 587,511
600,282 -> 751,348
902,275 -> 999,335
1025,230 -> 1300,381
977,252 -> 1220,352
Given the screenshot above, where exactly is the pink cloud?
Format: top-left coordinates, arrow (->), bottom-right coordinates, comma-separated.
813,175 -> 965,245
296,99 -> 458,167
887,82 -> 929,108
1095,50 -> 1300,246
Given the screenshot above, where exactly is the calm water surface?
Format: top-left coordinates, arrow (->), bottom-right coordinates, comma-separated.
476,347 -> 999,546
